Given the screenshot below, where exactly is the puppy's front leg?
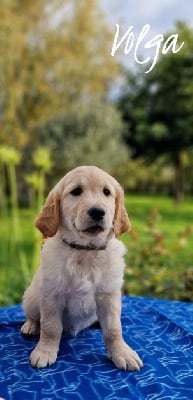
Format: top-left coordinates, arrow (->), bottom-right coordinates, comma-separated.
30,300 -> 63,368
96,292 -> 143,371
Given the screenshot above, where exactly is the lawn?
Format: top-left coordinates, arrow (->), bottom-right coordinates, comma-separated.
0,194 -> 193,306
126,194 -> 193,253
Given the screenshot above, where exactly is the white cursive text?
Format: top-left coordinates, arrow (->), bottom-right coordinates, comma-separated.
111,24 -> 184,73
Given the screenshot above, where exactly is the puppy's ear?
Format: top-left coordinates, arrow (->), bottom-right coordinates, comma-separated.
114,186 -> 131,237
35,189 -> 59,237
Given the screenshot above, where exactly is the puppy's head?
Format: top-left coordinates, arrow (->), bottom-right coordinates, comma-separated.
35,166 -> 131,243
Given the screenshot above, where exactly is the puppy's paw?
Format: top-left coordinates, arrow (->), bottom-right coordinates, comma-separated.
108,341 -> 143,371
30,345 -> 57,368
21,319 -> 40,336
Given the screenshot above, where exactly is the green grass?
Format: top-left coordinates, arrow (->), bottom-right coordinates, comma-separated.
0,195 -> 193,306
126,194 -> 193,250
0,208 -> 40,306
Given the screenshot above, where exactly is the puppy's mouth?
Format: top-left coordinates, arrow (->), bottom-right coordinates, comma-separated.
82,225 -> 104,235
73,223 -> 105,235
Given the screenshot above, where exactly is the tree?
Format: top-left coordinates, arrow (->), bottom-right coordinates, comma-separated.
0,0 -> 119,148
118,22 -> 193,203
36,100 -> 128,183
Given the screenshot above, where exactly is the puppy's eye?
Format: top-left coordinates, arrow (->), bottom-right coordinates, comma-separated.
103,187 -> 111,196
70,186 -> 82,196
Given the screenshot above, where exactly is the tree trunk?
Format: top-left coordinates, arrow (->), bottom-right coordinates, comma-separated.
173,153 -> 184,205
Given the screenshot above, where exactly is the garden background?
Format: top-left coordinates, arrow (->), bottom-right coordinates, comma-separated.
0,0 -> 193,306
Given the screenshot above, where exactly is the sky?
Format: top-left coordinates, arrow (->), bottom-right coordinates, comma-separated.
101,0 -> 193,70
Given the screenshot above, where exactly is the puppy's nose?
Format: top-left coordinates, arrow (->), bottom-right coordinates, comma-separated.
88,207 -> 105,221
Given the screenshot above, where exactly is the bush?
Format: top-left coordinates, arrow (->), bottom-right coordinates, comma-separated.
36,100 -> 128,183
123,207 -> 193,301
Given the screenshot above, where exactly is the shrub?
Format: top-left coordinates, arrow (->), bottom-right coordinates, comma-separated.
123,207 -> 193,301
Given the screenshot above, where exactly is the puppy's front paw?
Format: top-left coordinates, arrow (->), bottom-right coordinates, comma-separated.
30,345 -> 57,368
109,341 -> 143,371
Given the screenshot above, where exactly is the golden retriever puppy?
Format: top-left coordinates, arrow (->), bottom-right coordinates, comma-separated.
21,166 -> 143,371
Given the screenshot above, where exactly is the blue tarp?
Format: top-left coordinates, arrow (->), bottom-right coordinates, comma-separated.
1,296 -> 193,400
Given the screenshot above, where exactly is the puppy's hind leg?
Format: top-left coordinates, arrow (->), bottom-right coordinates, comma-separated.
21,284 -> 40,336
21,318 -> 40,336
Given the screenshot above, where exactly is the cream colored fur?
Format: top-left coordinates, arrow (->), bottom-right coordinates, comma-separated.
21,166 -> 143,371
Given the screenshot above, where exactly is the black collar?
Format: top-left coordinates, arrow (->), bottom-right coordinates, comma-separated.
62,229 -> 114,251
63,239 -> 106,251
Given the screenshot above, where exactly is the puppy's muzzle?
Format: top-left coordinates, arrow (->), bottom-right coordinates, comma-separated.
81,207 -> 106,235
88,207 -> 105,221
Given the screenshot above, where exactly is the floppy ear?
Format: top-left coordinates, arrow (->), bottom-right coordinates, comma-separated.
35,189 -> 59,237
114,186 -> 131,237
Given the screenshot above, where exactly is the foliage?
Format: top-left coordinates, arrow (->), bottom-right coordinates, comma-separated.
123,195 -> 193,301
0,0 -> 119,149
118,22 -> 193,203
25,147 -> 53,209
113,157 -> 174,194
0,146 -> 29,304
63,101 -> 129,172
37,100 -> 128,180
0,146 -> 52,305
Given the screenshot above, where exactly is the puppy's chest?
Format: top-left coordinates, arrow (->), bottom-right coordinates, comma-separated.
66,251 -> 107,293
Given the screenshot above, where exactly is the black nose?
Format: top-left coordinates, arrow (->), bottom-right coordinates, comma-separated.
88,207 -> 105,221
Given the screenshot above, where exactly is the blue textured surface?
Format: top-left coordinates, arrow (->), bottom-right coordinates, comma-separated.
1,296 -> 193,400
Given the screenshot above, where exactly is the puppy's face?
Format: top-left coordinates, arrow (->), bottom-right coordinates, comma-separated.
35,166 -> 131,243
61,167 -> 116,240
